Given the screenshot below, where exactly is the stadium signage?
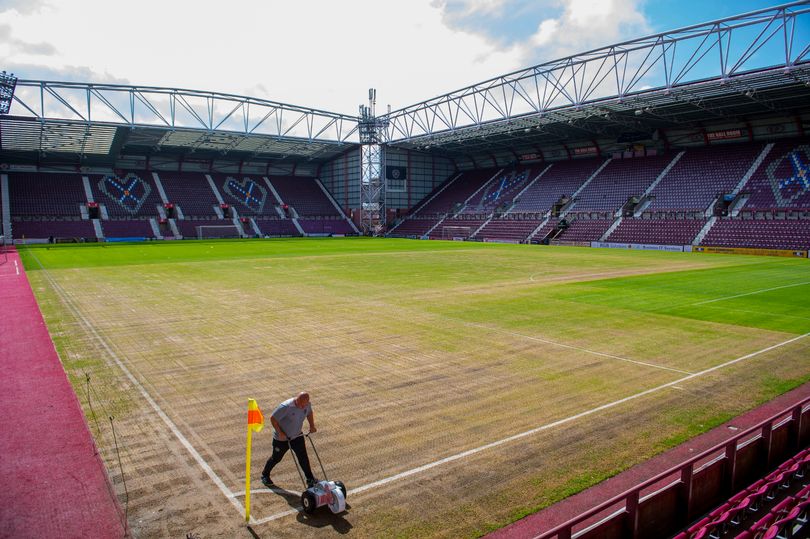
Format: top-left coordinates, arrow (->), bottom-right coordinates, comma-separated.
519,153 -> 540,162
573,146 -> 598,156
386,166 -> 407,180
693,246 -> 808,258
591,241 -> 686,252
706,129 -> 743,141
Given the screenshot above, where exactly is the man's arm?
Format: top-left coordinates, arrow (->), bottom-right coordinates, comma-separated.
270,416 -> 287,440
306,410 -> 316,433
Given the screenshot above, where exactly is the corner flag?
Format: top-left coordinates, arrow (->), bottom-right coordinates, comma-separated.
245,398 -> 264,522
248,399 -> 264,432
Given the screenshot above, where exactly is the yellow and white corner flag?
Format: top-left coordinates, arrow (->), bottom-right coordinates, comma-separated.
245,398 -> 264,522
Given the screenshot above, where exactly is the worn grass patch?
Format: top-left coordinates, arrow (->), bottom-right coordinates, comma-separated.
18,239 -> 810,539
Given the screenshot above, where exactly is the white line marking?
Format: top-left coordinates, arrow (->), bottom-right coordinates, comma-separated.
24,249 -> 245,517
14,260 -> 19,275
22,248 -> 810,527
252,331 -> 808,525
470,322 -> 692,375
692,281 -> 810,306
232,487 -> 300,498
253,507 -> 301,522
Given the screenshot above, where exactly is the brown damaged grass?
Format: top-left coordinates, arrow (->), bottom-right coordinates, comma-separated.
21,241 -> 810,538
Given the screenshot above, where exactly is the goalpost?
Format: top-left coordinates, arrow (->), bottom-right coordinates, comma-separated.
441,226 -> 472,241
195,225 -> 242,240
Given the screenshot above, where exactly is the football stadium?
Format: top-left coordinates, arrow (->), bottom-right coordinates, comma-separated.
1,2 -> 810,538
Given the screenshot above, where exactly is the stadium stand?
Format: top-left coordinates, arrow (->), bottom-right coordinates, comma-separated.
530,218 -> 560,243
269,176 -> 340,217
429,216 -> 488,240
11,219 -> 97,241
607,218 -> 708,246
674,449 -> 810,539
473,214 -> 548,243
89,171 -> 163,218
100,219 -> 155,239
7,172 -> 97,241
554,215 -> 615,243
211,174 -> 274,217
504,395 -> 810,539
297,218 -> 355,236
511,158 -> 606,213
8,172 -> 87,217
3,139 -> 809,249
388,217 -> 441,238
572,154 -> 673,212
158,171 -> 220,217
464,167 -> 534,212
701,219 -> 810,251
742,139 -> 810,211
253,217 -> 300,237
416,169 -> 498,217
646,143 -> 765,212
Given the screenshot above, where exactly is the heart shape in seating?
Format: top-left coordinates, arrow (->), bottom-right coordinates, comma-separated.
98,174 -> 152,215
222,177 -> 267,213
768,145 -> 810,208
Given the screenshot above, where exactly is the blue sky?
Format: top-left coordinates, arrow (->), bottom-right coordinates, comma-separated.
0,0 -> 804,114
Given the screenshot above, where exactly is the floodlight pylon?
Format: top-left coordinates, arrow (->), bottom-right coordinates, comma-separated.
358,88 -> 389,236
0,71 -> 17,115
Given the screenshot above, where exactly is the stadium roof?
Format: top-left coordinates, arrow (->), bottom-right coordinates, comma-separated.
384,1 -> 810,161
0,83 -> 360,166
1,1 -> 809,168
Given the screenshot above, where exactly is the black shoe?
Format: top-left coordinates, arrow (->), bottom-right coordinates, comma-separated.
261,475 -> 274,488
306,477 -> 319,488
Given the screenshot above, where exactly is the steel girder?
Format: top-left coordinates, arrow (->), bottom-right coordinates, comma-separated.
4,81 -> 360,159
383,1 -> 810,145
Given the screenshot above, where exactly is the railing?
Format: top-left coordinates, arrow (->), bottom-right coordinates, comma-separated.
533,395 -> 810,539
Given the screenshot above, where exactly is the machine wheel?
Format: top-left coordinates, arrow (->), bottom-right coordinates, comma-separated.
327,485 -> 346,514
301,490 -> 317,514
334,481 -> 347,499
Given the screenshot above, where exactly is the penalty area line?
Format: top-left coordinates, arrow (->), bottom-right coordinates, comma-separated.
251,331 -> 808,525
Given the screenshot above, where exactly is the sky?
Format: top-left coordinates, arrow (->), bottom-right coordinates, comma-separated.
0,0 -> 798,116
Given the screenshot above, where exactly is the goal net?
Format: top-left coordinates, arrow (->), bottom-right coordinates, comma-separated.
195,225 -> 241,239
441,226 -> 472,241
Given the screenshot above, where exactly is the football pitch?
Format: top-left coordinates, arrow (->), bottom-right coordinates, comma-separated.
18,238 -> 810,538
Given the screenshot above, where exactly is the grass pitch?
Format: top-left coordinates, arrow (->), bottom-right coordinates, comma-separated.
19,238 -> 810,538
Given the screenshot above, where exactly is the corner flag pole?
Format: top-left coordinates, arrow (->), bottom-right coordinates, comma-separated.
245,398 -> 264,523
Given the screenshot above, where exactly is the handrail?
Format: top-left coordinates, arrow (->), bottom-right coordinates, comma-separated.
533,395 -> 810,539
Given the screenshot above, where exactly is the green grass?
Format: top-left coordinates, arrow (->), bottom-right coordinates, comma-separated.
16,238 -> 810,538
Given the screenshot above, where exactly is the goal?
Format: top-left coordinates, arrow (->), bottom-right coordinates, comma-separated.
441,226 -> 472,241
195,225 -> 242,240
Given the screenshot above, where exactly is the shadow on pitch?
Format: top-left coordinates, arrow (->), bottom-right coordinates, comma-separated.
296,507 -> 353,534
268,487 -> 353,534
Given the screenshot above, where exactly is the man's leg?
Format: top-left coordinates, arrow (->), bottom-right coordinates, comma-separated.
289,436 -> 316,485
262,438 -> 289,479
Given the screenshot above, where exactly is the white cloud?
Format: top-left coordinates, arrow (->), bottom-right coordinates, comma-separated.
433,0 -> 508,17
531,18 -> 559,48
0,0 -> 651,116
0,0 -> 529,115
523,0 -> 649,63
0,0 -> 48,15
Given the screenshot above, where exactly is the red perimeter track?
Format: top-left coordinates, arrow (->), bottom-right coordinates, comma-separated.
0,247 -> 126,539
